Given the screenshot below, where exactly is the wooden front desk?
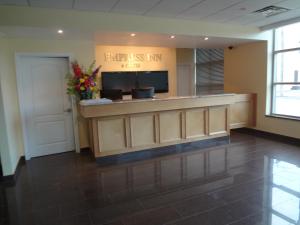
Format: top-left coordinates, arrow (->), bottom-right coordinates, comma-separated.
80,94 -> 256,158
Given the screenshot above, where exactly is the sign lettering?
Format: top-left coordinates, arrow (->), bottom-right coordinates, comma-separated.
104,53 -> 162,63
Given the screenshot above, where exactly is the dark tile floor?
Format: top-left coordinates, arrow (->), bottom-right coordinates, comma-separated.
1,130 -> 300,225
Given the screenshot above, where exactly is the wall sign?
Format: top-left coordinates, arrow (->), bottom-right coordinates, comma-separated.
104,52 -> 163,69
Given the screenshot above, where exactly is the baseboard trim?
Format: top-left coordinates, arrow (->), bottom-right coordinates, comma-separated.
0,156 -> 25,186
96,136 -> 230,166
80,147 -> 90,152
235,128 -> 300,146
80,147 -> 91,155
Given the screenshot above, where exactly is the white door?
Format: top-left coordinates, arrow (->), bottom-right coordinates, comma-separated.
19,57 -> 74,158
177,65 -> 195,96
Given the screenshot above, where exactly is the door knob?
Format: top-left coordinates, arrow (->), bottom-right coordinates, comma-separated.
64,108 -> 72,113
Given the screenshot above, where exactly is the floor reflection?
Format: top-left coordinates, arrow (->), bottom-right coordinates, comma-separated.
265,158 -> 300,225
1,131 -> 300,225
99,147 -> 230,196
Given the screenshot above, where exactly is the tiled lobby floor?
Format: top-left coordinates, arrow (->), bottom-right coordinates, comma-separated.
1,130 -> 300,225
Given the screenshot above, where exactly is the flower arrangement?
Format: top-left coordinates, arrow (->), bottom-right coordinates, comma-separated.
67,60 -> 101,100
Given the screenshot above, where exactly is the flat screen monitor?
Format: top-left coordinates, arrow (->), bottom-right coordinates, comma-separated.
101,72 -> 137,95
137,71 -> 169,93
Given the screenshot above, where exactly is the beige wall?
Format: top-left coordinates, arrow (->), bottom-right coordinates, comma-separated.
176,48 -> 194,65
224,35 -> 300,139
0,40 -> 15,175
0,39 -> 25,175
0,80 -> 12,175
96,45 -> 177,96
0,38 -> 94,175
176,48 -> 195,95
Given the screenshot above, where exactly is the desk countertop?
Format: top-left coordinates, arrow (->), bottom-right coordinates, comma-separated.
79,93 -> 235,106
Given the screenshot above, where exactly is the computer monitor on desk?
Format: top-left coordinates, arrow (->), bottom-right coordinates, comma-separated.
100,89 -> 123,100
132,87 -> 155,99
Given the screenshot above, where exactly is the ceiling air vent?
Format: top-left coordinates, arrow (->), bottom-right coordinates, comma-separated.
252,5 -> 290,17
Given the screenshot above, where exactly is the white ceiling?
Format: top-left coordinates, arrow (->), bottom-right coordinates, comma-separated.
93,32 -> 255,48
0,0 -> 299,28
0,26 -> 256,48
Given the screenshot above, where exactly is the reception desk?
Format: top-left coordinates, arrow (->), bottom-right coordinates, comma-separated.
79,93 -> 256,158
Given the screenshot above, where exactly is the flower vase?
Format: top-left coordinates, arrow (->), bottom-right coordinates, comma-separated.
80,91 -> 92,100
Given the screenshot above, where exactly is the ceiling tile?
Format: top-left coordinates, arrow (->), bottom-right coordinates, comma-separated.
225,13 -> 265,25
277,0 -> 300,9
179,0 -> 244,20
145,0 -> 203,17
112,0 -> 161,15
225,0 -> 300,26
29,0 -> 73,9
248,8 -> 300,27
1,0 -> 299,29
74,0 -> 119,12
203,0 -> 281,23
0,0 -> 28,6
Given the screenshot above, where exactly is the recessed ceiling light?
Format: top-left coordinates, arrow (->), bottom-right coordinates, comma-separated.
170,35 -> 175,39
57,29 -> 63,34
130,33 -> 136,37
204,37 -> 209,41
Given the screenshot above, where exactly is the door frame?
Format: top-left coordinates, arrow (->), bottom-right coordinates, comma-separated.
15,53 -> 80,160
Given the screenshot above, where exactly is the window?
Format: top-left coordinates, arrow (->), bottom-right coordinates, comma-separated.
272,22 -> 300,118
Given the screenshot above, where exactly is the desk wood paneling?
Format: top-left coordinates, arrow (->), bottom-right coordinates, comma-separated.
80,94 -> 255,158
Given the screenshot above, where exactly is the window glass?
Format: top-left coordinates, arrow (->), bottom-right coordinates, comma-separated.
272,22 -> 300,117
275,22 -> 300,51
273,84 -> 300,117
274,50 -> 300,83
